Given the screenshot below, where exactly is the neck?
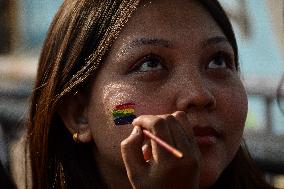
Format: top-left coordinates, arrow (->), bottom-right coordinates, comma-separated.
94,152 -> 132,189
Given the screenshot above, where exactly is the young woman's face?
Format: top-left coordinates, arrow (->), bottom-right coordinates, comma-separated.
86,0 -> 247,188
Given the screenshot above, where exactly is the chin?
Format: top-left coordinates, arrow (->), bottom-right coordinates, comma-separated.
198,157 -> 225,189
199,171 -> 220,189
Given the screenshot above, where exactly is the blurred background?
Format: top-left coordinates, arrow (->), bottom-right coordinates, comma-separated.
0,0 -> 283,187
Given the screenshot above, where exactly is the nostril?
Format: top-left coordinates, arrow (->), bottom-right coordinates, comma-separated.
204,96 -> 216,110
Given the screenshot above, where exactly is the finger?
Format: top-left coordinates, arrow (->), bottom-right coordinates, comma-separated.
133,115 -> 175,162
152,114 -> 180,161
142,141 -> 152,162
132,115 -> 174,145
171,111 -> 199,157
121,126 -> 148,181
172,111 -> 194,139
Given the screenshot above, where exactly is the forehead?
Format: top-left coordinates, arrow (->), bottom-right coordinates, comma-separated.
117,0 -> 225,46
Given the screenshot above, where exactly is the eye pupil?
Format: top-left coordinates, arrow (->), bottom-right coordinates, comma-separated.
130,54 -> 166,73
208,54 -> 228,69
215,56 -> 223,65
135,55 -> 165,72
147,59 -> 159,67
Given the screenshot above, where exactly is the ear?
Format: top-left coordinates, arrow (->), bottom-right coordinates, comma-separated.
57,91 -> 93,143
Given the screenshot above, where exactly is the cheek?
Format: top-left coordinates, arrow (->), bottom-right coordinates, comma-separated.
100,82 -> 175,118
88,83 -> 137,139
87,82 -> 163,135
86,83 -> 139,168
88,81 -> 175,143
217,83 -> 248,165
219,84 -> 247,159
101,83 -> 147,119
219,84 -> 248,144
86,81 -> 175,169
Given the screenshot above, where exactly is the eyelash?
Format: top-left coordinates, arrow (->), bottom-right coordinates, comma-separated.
129,53 -> 167,73
207,51 -> 235,70
128,51 -> 235,75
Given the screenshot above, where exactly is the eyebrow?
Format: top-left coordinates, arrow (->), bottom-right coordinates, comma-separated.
127,37 -> 173,49
122,36 -> 230,53
201,36 -> 230,48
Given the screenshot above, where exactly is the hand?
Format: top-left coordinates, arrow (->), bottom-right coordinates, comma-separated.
121,111 -> 201,189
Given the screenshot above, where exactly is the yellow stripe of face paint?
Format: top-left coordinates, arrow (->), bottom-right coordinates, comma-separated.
112,108 -> 134,114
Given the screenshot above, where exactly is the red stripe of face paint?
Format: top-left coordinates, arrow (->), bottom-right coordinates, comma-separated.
115,103 -> 135,110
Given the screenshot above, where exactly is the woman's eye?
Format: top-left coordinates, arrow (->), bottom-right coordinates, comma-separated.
135,55 -> 164,72
207,53 -> 232,69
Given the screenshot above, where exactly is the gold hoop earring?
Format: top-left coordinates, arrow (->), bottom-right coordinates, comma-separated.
73,133 -> 80,143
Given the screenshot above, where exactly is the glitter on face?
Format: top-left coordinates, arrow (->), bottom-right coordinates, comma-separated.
112,103 -> 137,125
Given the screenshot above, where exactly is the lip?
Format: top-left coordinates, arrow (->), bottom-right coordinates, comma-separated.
193,126 -> 221,146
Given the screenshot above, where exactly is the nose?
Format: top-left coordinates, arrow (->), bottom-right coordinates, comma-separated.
175,77 -> 216,112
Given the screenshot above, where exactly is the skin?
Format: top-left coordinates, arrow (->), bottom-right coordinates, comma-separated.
61,0 -> 248,188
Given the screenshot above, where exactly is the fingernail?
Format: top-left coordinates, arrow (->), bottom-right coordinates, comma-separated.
131,126 -> 140,135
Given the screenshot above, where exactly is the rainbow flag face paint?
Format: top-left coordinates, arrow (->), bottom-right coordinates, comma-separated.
112,103 -> 136,125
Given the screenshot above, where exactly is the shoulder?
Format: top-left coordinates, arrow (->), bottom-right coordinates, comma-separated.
9,134 -> 32,189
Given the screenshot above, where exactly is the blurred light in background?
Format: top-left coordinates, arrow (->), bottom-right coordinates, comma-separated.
219,0 -> 284,134
18,0 -> 63,52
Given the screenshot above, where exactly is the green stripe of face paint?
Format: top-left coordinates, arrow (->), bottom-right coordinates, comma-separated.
112,112 -> 134,118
